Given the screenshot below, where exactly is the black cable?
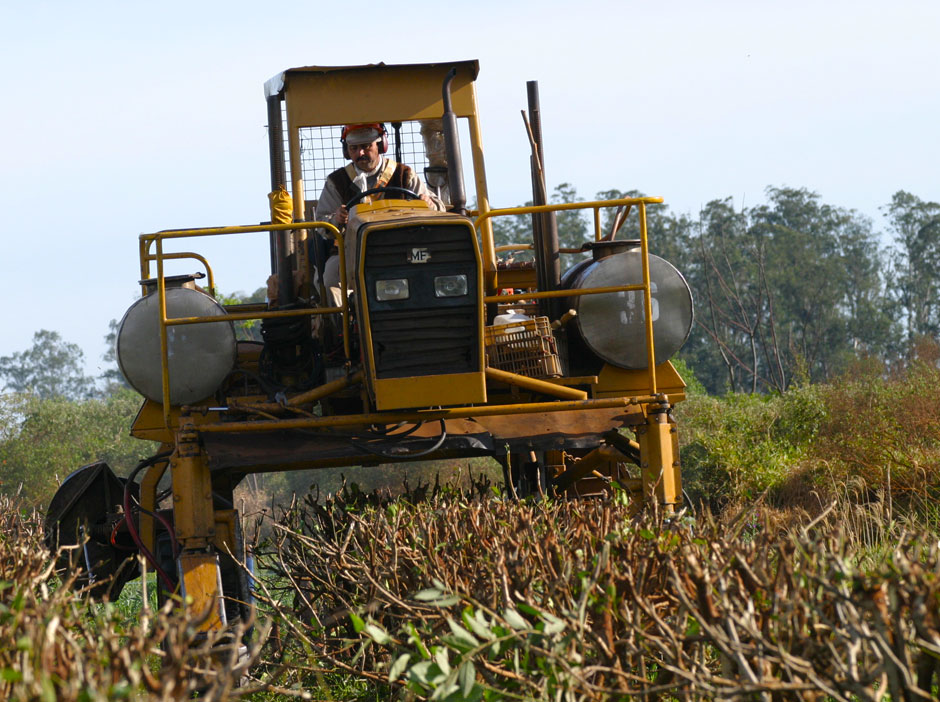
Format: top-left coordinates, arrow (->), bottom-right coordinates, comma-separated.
365,421 -> 407,436
123,452 -> 175,592
363,421 -> 424,439
351,419 -> 447,460
129,498 -> 179,560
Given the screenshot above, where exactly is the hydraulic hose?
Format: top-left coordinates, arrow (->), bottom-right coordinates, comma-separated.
123,453 -> 175,592
352,419 -> 448,460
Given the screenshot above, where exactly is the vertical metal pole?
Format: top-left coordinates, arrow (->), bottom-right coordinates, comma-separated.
156,237 -> 171,429
638,203 -> 657,394
392,121 -> 403,163
139,237 -> 151,297
172,417 -> 224,631
526,81 -> 561,318
267,96 -> 287,279
268,95 -> 296,307
442,68 -> 467,214
466,103 -> 498,295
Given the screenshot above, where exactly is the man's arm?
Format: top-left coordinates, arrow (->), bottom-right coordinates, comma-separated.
315,179 -> 348,228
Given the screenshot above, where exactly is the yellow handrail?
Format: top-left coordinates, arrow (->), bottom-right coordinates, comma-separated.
140,220 -> 344,428
195,394 -> 666,434
475,196 -> 664,400
140,252 -> 215,297
494,243 -> 584,255
474,196 -> 662,253
140,197 -> 666,429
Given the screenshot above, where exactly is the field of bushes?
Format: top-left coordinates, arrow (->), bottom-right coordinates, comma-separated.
2,359 -> 940,700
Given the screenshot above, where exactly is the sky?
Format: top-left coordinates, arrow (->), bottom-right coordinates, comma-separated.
1,0 -> 938,379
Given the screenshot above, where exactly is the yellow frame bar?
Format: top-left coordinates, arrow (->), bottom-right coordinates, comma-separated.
194,394 -> 666,434
474,196 -> 663,271
139,220 -> 345,428
476,196 -> 663,402
483,283 -> 645,304
485,367 -> 587,401
140,198 -> 665,427
138,252 -> 215,297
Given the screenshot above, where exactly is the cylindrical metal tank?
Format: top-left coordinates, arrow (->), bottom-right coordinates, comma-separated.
116,287 -> 236,405
563,242 -> 693,369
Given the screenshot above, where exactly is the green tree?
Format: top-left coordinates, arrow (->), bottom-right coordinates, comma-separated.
885,191 -> 940,352
220,286 -> 267,341
100,318 -> 130,393
686,188 -> 892,393
756,187 -> 891,383
489,183 -> 591,267
551,182 -> 589,254
0,388 -> 157,506
490,199 -> 534,262
690,197 -> 760,392
831,205 -> 896,363
0,330 -> 97,400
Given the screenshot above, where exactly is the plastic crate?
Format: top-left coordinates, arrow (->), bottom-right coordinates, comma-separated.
484,316 -> 562,378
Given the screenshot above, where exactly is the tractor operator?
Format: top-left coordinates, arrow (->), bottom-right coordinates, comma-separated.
316,123 -> 444,305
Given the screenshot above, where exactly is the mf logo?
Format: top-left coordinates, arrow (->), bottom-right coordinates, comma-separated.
409,247 -> 431,263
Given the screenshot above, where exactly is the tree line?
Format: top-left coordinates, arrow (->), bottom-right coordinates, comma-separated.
492,185 -> 940,394
7,185 -> 936,400
1,185 -> 938,503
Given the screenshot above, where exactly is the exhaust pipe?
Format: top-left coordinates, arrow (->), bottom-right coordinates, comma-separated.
526,81 -> 561,318
441,68 -> 467,215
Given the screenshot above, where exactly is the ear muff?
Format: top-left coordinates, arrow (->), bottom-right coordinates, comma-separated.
377,124 -> 389,154
340,124 -> 388,159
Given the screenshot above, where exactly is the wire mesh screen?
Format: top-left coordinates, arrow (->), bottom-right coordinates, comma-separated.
279,101 -> 292,193
296,121 -> 438,210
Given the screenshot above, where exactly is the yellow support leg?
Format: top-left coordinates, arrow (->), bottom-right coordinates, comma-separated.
171,417 -> 224,630
636,405 -> 682,511
171,419 -> 216,549
178,552 -> 226,632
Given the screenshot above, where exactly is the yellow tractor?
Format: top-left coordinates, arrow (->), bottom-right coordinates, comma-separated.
46,61 -> 692,630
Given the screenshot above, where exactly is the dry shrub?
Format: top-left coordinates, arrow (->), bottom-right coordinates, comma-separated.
679,357 -> 940,522
0,493 -> 268,702
814,359 -> 940,506
255,488 -> 940,701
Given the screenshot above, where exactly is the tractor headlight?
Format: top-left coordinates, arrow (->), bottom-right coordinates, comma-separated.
434,274 -> 468,298
375,278 -> 410,301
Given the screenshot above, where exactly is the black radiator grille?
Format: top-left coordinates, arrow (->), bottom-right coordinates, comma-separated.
370,307 -> 478,378
364,223 -> 480,379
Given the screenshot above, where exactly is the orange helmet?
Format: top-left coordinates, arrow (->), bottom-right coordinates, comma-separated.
340,123 -> 388,157
342,123 -> 383,142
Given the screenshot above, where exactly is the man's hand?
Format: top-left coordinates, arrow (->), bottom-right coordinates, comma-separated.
419,193 -> 434,206
334,205 -> 348,226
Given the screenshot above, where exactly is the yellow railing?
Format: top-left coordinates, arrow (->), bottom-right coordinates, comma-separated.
138,221 -> 344,428
474,196 -> 662,264
136,196 -> 667,429
138,252 -> 217,296
475,196 -> 664,398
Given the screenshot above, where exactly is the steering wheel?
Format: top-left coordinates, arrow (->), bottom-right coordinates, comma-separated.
345,186 -> 421,209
